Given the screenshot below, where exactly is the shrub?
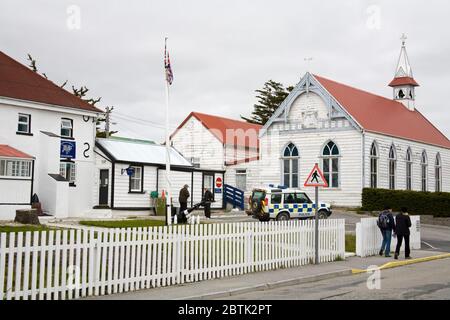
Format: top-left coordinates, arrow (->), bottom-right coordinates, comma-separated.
362,188 -> 450,217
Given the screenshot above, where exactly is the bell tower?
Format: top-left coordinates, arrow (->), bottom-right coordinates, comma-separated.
388,34 -> 419,111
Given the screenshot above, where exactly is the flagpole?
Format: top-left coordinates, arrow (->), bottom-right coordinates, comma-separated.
164,37 -> 172,226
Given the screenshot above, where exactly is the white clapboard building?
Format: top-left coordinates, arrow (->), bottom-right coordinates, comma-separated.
252,40 -> 450,206
170,111 -> 261,194
94,137 -> 225,211
0,51 -> 102,219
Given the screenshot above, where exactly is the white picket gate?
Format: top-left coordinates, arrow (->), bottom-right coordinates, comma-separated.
356,216 -> 421,257
0,219 -> 345,300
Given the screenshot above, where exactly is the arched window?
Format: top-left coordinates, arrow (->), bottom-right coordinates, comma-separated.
370,142 -> 378,188
421,151 -> 428,192
435,153 -> 442,192
388,145 -> 396,190
282,143 -> 299,188
322,141 -> 339,188
406,148 -> 413,190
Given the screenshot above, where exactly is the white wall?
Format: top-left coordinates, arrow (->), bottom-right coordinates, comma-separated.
113,163 -> 157,209
364,132 -> 450,192
171,116 -> 224,170
0,179 -> 32,220
0,101 -> 98,218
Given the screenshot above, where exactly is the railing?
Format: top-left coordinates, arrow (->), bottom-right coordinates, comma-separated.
224,184 -> 245,210
356,216 -> 421,257
0,219 -> 345,300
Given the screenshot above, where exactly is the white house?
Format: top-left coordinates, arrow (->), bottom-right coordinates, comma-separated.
0,51 -> 102,219
251,40 -> 450,207
171,112 -> 261,193
94,137 -> 225,210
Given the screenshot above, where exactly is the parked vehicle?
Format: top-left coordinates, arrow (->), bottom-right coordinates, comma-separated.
249,187 -> 332,222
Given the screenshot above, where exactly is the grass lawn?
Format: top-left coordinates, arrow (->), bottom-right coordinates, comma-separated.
0,224 -> 56,234
345,234 -> 356,253
79,219 -> 167,228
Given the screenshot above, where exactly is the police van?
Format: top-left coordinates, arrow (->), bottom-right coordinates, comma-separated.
249,186 -> 332,222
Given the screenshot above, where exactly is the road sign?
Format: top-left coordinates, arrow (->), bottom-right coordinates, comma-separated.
304,163 -> 328,187
215,177 -> 223,188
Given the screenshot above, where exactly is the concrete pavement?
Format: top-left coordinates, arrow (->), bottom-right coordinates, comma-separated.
222,257 -> 450,300
85,250 -> 448,300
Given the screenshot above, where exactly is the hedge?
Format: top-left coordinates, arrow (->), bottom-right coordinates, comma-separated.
362,188 -> 450,217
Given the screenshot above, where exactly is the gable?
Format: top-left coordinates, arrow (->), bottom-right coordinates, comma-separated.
261,73 -> 361,136
173,112 -> 261,149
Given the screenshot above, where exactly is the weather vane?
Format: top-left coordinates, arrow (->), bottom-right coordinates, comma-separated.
401,33 -> 407,46
304,57 -> 313,72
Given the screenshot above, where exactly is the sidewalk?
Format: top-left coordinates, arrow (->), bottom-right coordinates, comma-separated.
86,249 -> 448,300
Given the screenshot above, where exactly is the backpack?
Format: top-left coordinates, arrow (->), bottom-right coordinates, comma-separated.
377,212 -> 390,229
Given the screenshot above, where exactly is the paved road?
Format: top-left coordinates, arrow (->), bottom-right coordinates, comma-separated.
217,257 -> 450,300
209,210 -> 450,253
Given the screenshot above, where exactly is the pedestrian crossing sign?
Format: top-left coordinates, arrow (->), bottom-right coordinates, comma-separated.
304,163 -> 328,187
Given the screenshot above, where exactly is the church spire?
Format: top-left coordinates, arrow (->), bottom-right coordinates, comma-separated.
389,34 -> 419,111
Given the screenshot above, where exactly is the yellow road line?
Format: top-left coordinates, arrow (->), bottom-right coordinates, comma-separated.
351,253 -> 450,274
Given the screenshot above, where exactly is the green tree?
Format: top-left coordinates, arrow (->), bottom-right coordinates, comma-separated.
26,54 -> 116,137
241,80 -> 294,125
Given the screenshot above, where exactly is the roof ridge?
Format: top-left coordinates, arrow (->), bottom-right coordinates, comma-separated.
192,111 -> 262,127
313,74 -> 400,105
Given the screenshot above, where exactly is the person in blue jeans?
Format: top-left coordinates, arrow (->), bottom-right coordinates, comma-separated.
377,205 -> 396,257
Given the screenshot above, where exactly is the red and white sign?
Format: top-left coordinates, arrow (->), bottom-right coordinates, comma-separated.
215,177 -> 223,188
304,163 -> 328,187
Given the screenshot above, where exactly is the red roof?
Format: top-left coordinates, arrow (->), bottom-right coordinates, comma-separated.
0,51 -> 102,113
174,112 -> 261,149
314,74 -> 450,149
0,145 -> 33,159
388,77 -> 419,87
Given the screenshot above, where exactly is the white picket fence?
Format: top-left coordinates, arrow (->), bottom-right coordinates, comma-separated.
356,216 -> 421,257
0,219 -> 345,300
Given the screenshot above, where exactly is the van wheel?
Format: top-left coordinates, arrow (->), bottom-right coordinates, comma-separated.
276,212 -> 290,221
318,210 -> 328,219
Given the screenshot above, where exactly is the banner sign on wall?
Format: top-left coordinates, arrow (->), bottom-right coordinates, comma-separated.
60,140 -> 76,159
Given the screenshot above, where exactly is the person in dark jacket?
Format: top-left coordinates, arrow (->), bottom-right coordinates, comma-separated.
394,207 -> 412,260
179,184 -> 190,216
203,188 -> 214,219
378,205 -> 396,257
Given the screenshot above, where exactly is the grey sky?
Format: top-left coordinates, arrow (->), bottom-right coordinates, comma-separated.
1,0 -> 450,142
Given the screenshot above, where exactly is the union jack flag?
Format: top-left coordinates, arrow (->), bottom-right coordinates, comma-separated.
164,38 -> 173,85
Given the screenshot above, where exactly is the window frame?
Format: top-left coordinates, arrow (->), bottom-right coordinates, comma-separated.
128,165 -> 144,193
322,141 -> 340,189
17,113 -> 32,135
406,148 -> 412,191
421,151 -> 428,192
370,142 -> 378,188
235,169 -> 247,191
281,143 -> 300,188
61,118 -> 74,138
435,153 -> 442,192
59,160 -> 76,186
388,145 -> 396,190
0,158 -> 32,179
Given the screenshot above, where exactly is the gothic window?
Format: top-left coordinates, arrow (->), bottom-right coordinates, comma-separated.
406,148 -> 413,191
322,141 -> 340,188
388,145 -> 396,190
435,153 -> 442,192
282,143 -> 299,188
398,89 -> 405,99
370,142 -> 378,188
421,151 -> 428,192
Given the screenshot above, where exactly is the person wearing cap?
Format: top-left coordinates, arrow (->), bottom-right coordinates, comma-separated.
179,184 -> 190,217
